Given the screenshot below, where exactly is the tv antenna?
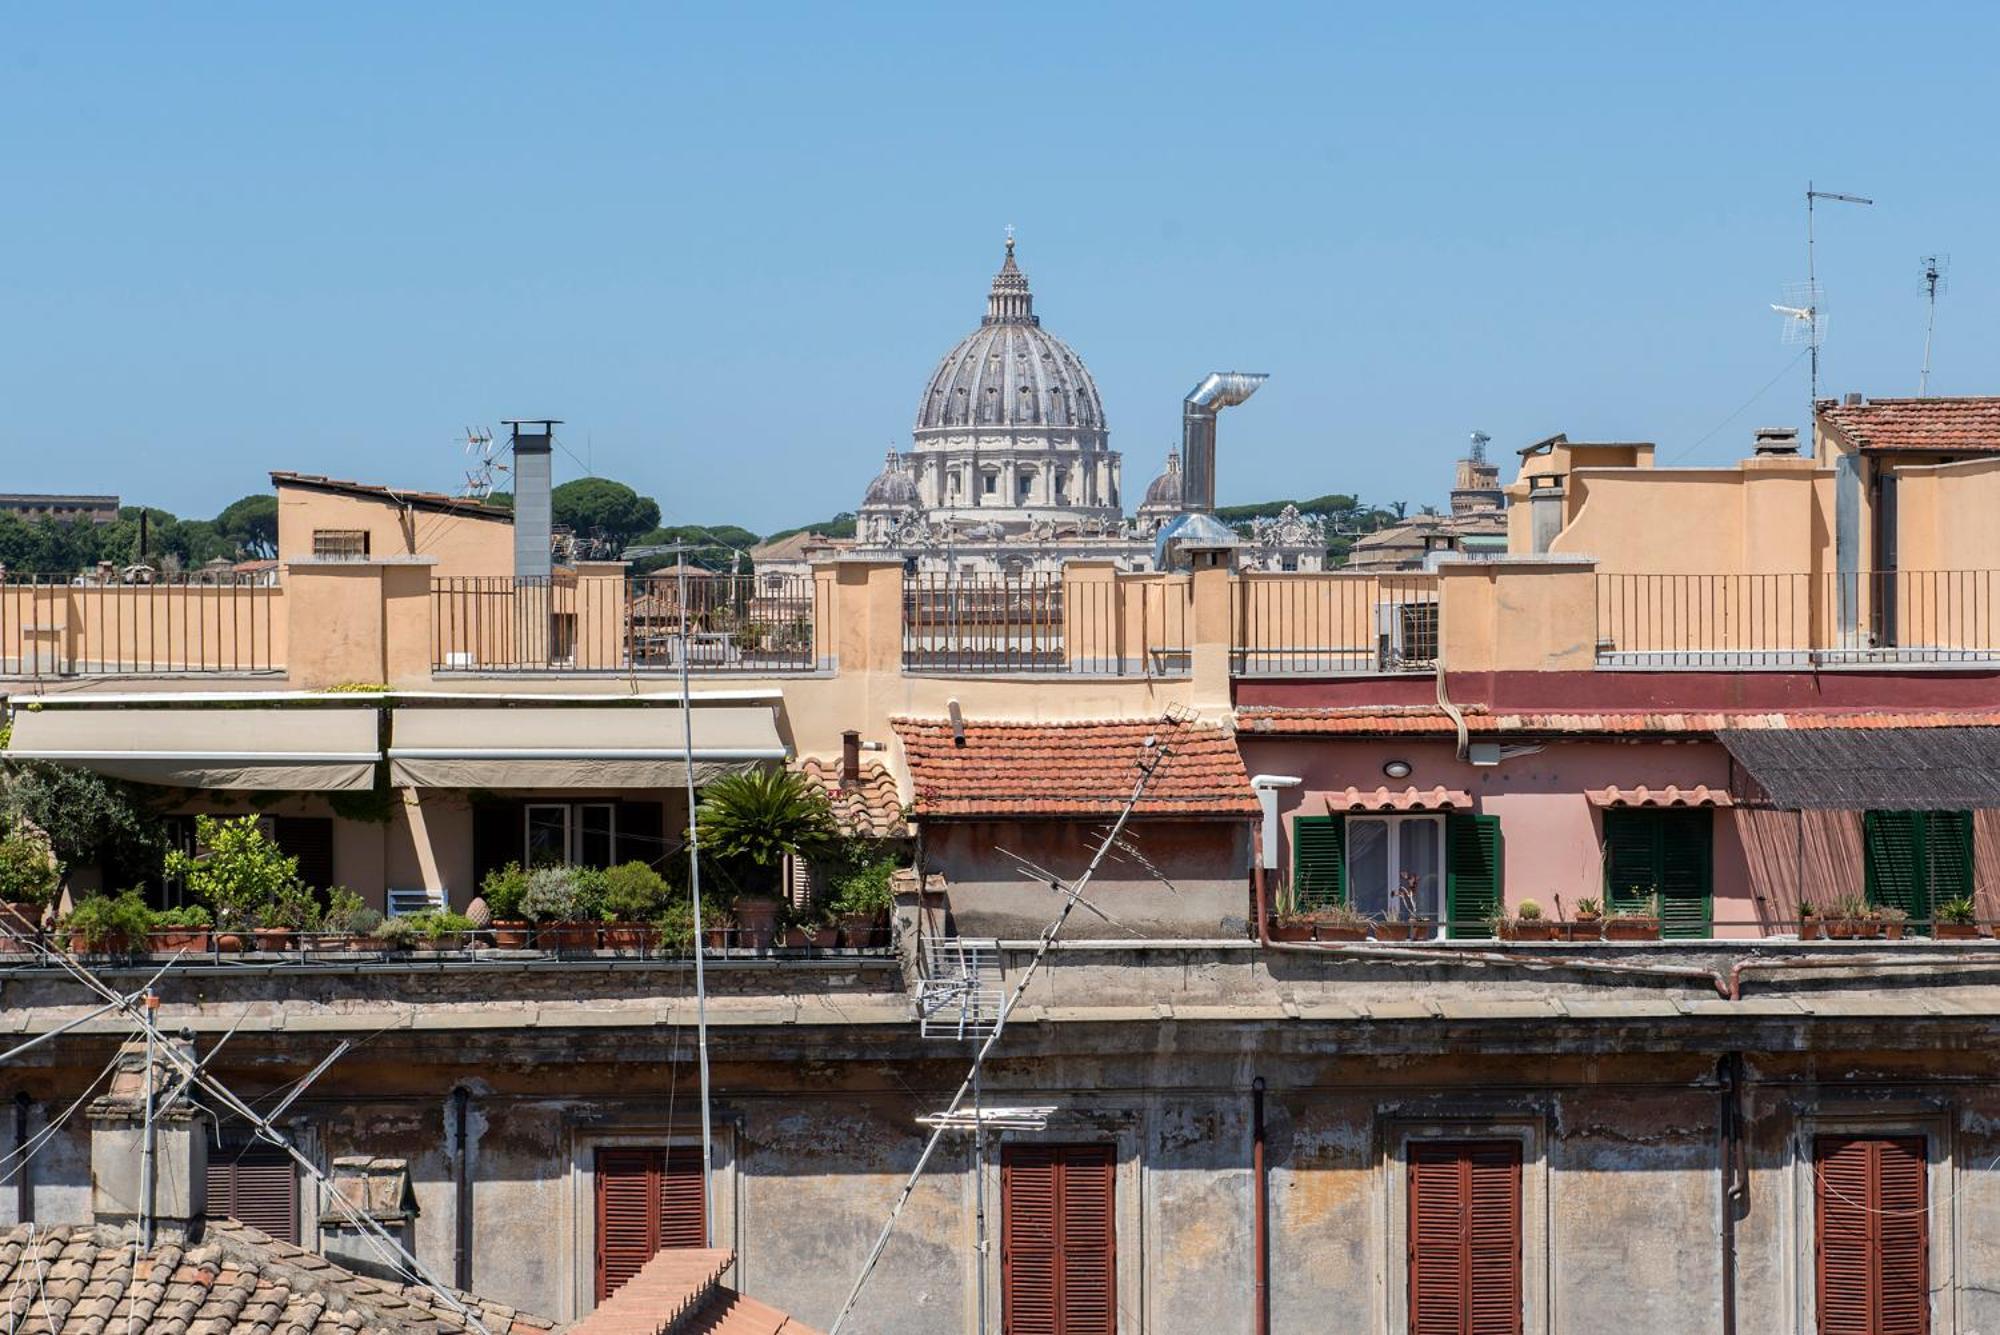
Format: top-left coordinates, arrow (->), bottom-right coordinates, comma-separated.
1919,254 -> 1950,396
1468,431 -> 1491,465
460,426 -> 499,497
1780,184 -> 1873,410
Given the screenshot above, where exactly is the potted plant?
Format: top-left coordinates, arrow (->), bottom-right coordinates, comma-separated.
1307,901 -> 1372,942
148,904 -> 212,953
376,915 -> 418,953
1824,896 -> 1868,941
407,910 -> 475,951
1876,904 -> 1909,941
1374,873 -> 1434,942
599,862 -> 667,952
521,866 -> 597,951
1486,907 -> 1516,941
1512,899 -> 1557,942
64,890 -> 150,956
345,907 -> 386,951
1269,908 -> 1316,942
311,888 -> 366,949
254,882 -> 317,951
1568,897 -> 1604,942
696,769 -> 837,948
1935,896 -> 1980,940
829,850 -> 898,948
481,863 -> 532,949
0,833 -> 60,944
1603,891 -> 1662,942
1797,900 -> 1822,941
164,815 -> 303,953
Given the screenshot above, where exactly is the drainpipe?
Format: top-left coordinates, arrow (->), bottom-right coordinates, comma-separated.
451,1086 -> 472,1291
13,1092 -> 29,1224
1251,1076 -> 1269,1335
1718,1052 -> 1744,1335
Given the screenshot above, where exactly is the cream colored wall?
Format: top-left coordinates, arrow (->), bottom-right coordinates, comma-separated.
276,484 -> 512,581
1889,456 -> 2000,572
1437,562 -> 1596,672
0,583 -> 286,675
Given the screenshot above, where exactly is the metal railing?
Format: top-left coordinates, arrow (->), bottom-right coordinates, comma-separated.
0,576 -> 282,676
900,573 -> 1192,676
432,572 -> 827,674
1595,571 -> 2000,668
1230,572 -> 1439,676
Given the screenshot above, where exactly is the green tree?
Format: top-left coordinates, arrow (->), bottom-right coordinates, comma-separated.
215,494 -> 279,557
551,478 -> 660,549
628,524 -> 761,573
163,815 -> 303,929
761,512 -> 857,543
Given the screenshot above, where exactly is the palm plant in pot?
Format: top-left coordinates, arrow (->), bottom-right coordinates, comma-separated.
1797,900 -> 1822,941
696,769 -> 837,949
1935,896 -> 1980,940
164,815 -> 304,952
0,833 -> 60,944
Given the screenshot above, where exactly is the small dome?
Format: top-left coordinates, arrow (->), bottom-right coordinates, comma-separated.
1142,452 -> 1182,509
862,450 -> 920,509
914,237 -> 1106,438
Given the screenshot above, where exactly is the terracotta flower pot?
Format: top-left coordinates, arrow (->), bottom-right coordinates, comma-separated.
705,921 -> 735,951
1513,921 -> 1558,942
1797,918 -> 1823,941
839,911 -> 884,948
734,896 -> 784,950
1603,917 -> 1661,942
1,901 -> 42,946
1882,922 -> 1906,941
811,924 -> 841,949
539,921 -> 597,951
601,923 -> 654,953
215,932 -> 246,953
69,931 -> 130,955
781,926 -> 811,948
251,927 -> 295,951
1566,919 -> 1603,942
149,929 -> 210,953
1935,921 -> 1981,940
489,920 -> 531,950
1824,920 -> 1856,941
1268,920 -> 1315,942
1311,923 -> 1370,942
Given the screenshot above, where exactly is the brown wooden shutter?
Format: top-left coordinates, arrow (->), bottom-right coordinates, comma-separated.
595,1146 -> 707,1303
1002,1143 -> 1116,1334
1408,1140 -> 1522,1335
206,1141 -> 300,1245
1815,1136 -> 1927,1335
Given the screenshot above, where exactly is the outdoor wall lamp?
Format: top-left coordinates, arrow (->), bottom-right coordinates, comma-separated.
1382,759 -> 1413,779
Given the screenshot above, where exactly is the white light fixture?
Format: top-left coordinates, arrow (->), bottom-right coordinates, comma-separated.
1382,760 -> 1413,780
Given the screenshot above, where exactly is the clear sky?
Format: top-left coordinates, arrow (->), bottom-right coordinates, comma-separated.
4,3 -> 1996,534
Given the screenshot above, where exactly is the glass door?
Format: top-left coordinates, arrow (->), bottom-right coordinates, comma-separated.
1346,815 -> 1443,936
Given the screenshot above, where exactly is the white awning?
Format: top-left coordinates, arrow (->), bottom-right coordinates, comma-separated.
7,705 -> 381,791
386,701 -> 788,789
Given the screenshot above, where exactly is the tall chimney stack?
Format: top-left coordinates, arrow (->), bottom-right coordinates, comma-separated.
88,1038 -> 210,1242
505,419 -> 561,582
1181,373 -> 1268,514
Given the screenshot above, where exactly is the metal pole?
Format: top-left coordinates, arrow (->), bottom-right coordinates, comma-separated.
972,1056 -> 987,1335
141,995 -> 157,1249
678,554 -> 716,1247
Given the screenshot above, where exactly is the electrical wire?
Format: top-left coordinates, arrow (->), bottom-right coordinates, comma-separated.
1662,348 -> 1812,467
0,1050 -> 122,1187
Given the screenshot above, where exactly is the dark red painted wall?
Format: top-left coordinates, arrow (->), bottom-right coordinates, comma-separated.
1235,670 -> 2000,713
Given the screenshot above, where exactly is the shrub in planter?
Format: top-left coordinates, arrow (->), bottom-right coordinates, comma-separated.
1306,902 -> 1372,942
829,851 -> 898,947
521,866 -> 596,950
1935,896 -> 1981,940
1268,911 -> 1316,943
481,863 -> 532,947
345,907 -> 386,949
65,891 -> 151,955
1603,893 -> 1662,942
0,833 -> 61,934
697,769 -> 837,945
149,904 -> 213,952
1513,899 -> 1557,942
600,862 -> 669,950
376,915 -> 418,952
164,815 -> 304,938
1876,904 -> 1909,941
1566,896 -> 1604,942
405,910 -> 475,949
1824,896 -> 1870,941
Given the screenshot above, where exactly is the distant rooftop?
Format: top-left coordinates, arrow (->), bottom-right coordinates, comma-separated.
1819,395 -> 2000,453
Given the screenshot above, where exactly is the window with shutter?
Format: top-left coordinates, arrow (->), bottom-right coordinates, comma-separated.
1602,809 -> 1712,937
1445,813 -> 1503,940
1866,810 -> 1971,931
272,817 -> 336,896
1407,1140 -> 1522,1335
1292,816 -> 1346,910
1814,1135 -> 1927,1335
206,1141 -> 299,1244
1002,1143 -> 1116,1335
594,1146 -> 706,1303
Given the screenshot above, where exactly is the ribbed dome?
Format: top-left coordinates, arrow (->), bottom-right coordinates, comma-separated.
1142,452 -> 1182,509
862,450 -> 920,508
914,238 -> 1106,437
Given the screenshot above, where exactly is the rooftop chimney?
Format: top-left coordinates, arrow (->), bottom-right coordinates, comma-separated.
505,420 -> 561,582
88,1038 -> 209,1242
1180,373 -> 1268,515
1752,426 -> 1801,457
1843,392 -> 1863,407
319,1156 -> 420,1282
841,730 -> 862,785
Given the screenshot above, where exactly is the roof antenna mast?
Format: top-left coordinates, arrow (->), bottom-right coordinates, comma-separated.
1776,183 -> 1872,414
1919,254 -> 1949,396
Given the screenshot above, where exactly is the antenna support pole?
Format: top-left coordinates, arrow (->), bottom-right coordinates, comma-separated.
1804,183 -> 1874,411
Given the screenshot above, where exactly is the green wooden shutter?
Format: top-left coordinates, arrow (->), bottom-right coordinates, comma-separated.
1292,816 -> 1346,910
1445,813 -> 1502,939
1603,809 -> 1713,938
1865,810 -> 1925,922
1923,811 -> 1973,914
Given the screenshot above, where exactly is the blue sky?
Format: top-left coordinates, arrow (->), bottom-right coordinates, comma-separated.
3,3 -> 1996,533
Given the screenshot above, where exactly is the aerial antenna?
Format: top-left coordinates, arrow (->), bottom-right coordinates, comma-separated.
1919,254 -> 1949,396
1468,431 -> 1490,465
1780,183 -> 1873,411
460,426 -> 497,498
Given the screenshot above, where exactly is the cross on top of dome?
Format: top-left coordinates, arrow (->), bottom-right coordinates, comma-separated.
985,229 -> 1036,327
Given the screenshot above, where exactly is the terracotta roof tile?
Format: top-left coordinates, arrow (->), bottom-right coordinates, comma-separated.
1237,705 -> 2000,737
567,1248 -> 822,1335
1586,784 -> 1733,807
893,716 -> 1258,818
795,758 -> 907,839
1819,396 -> 2000,453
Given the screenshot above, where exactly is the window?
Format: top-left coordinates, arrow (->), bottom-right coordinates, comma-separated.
1815,1136 -> 1926,1334
1407,1140 -> 1522,1335
1865,810 -> 1971,930
983,472 -> 999,496
272,817 -> 335,895
1293,812 -> 1500,939
1002,1143 -> 1114,1334
1054,471 -> 1068,502
208,1140 -> 300,1245
1601,808 -> 1712,937
524,803 -> 618,869
1018,472 -> 1036,501
594,1146 -> 705,1302
311,529 -> 370,560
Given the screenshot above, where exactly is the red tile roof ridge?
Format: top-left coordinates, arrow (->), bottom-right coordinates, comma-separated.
270,471 -> 514,519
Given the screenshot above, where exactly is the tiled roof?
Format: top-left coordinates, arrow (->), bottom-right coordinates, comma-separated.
1586,785 -> 1733,807
1236,705 -> 2000,737
893,716 -> 1258,818
796,757 -> 907,838
0,1220 -> 554,1335
1819,396 -> 2000,453
569,1249 -> 821,1335
1326,786 -> 1472,812
270,472 -> 514,521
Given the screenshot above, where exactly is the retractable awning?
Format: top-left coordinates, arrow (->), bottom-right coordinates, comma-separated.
387,698 -> 788,789
6,704 -> 380,791
1718,727 -> 2000,810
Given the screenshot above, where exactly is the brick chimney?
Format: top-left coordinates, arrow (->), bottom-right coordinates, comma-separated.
318,1155 -> 420,1281
87,1038 -> 209,1241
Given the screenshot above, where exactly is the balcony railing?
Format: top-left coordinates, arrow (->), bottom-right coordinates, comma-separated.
900,573 -> 1192,676
1595,571 -> 2000,669
432,572 -> 828,674
0,576 -> 282,676
1230,572 -> 1440,676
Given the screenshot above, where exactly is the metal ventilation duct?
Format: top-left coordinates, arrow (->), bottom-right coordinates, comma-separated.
1181,372 -> 1268,513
